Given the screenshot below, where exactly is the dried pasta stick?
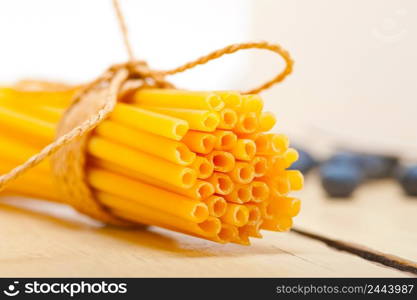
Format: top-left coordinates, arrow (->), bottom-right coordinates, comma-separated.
181,131 -> 215,154
220,203 -> 249,227
191,155 -> 214,179
213,130 -> 237,151
206,151 -> 235,173
249,181 -> 270,203
251,156 -> 268,177
283,148 -> 299,168
234,112 -> 258,134
202,195 -> 227,218
94,121 -> 195,166
256,133 -> 289,155
218,223 -> 239,243
239,94 -> 263,113
132,88 -> 224,111
0,112 -> 197,190
231,139 -> 256,161
217,108 -> 238,129
215,91 -> 241,109
234,228 -> 251,246
100,193 -> 220,238
140,107 -> 219,132
267,195 -> 301,218
0,104 -> 195,166
0,106 -> 55,142
88,137 -> 196,188
245,204 -> 262,226
262,176 -> 291,196
0,87 -> 74,108
224,184 -> 251,204
261,215 -> 293,232
0,134 -> 50,173
0,161 -> 58,201
240,221 -> 263,238
93,159 -> 213,200
111,103 -> 189,140
259,112 -> 276,131
227,161 -> 255,184
206,173 -> 234,195
286,170 -> 304,191
88,168 -> 208,223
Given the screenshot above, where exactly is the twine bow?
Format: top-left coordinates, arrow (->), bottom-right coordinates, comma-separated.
0,0 -> 294,224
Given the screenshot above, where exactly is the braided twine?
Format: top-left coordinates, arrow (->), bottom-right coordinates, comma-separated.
0,0 -> 294,225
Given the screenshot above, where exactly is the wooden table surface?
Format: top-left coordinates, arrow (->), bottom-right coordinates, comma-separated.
1,175 -> 415,277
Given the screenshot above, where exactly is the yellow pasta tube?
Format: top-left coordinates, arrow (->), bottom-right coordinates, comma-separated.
234,112 -> 258,134
246,204 -> 262,226
259,112 -> 276,131
202,195 -> 227,218
99,193 -> 219,238
240,221 -> 263,238
206,173 -> 234,195
262,176 -> 291,196
206,151 -> 235,173
132,88 -> 224,111
88,169 -> 208,223
95,121 -> 195,166
191,155 -> 214,179
4,184 -> 58,202
257,201 -> 272,220
140,106 -> 219,132
0,134 -> 50,173
0,161 -> 58,201
268,195 -> 301,218
286,170 -> 304,191
111,103 -> 189,140
251,156 -> 268,177
213,130 -> 237,151
0,101 -> 61,124
215,91 -> 241,109
283,148 -> 299,168
181,131 -> 215,154
0,87 -> 74,108
94,158 -> 214,200
234,227 -> 251,245
261,215 -> 293,232
218,223 -> 239,244
249,181 -> 270,203
227,161 -> 254,184
224,184 -> 251,204
87,137 -> 196,188
231,139 -> 256,161
255,134 -> 289,155
0,106 -> 55,142
217,108 -> 238,129
220,203 -> 249,227
7,102 -> 202,168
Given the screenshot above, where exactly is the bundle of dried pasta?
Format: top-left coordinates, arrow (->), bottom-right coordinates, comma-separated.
0,85 -> 302,245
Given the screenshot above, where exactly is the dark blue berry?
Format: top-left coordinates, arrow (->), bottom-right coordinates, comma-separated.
289,146 -> 317,175
398,166 -> 417,197
320,161 -> 364,198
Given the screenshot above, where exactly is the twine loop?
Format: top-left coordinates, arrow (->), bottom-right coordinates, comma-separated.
0,0 -> 294,225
